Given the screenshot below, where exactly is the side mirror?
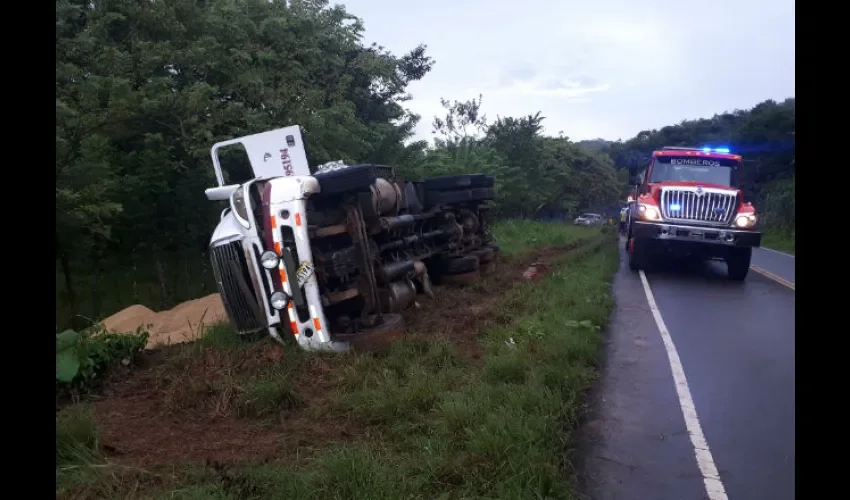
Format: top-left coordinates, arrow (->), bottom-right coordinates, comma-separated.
626,158 -> 641,186
205,184 -> 240,201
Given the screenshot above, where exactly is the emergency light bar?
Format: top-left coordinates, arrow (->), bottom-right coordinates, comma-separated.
662,146 -> 731,153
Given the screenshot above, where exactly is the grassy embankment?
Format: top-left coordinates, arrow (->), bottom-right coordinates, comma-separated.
57,220 -> 620,500
760,228 -> 795,255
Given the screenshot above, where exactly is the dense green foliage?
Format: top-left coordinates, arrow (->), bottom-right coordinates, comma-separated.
56,326 -> 148,391
55,0 -> 623,329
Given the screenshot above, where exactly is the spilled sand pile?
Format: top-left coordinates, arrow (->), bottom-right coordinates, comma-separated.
101,294 -> 228,349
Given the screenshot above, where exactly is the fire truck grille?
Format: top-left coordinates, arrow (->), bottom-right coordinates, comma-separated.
659,188 -> 737,224
210,241 -> 265,333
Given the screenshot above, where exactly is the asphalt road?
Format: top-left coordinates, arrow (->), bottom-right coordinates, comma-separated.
579,242 -> 795,500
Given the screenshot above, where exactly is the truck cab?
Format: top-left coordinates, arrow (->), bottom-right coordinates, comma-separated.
625,146 -> 761,280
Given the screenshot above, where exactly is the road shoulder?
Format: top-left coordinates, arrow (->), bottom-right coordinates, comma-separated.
576,241 -> 706,500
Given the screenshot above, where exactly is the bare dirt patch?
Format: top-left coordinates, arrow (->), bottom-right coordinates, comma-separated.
92,341 -> 360,467
90,240 -> 593,468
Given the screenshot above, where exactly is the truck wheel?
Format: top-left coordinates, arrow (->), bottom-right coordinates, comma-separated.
480,261 -> 496,274
472,247 -> 497,264
421,174 -> 494,191
424,187 -> 495,208
726,248 -> 752,281
338,314 -> 405,352
628,238 -> 649,271
442,270 -> 481,286
472,247 -> 497,274
313,164 -> 377,195
445,255 -> 480,274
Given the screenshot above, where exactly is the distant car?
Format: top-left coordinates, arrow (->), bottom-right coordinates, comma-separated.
574,213 -> 604,226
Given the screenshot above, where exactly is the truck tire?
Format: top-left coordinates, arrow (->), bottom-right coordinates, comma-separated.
425,187 -> 495,208
421,174 -> 494,191
480,260 -> 497,275
442,270 -> 481,286
473,247 -> 497,264
726,248 -> 752,281
338,314 -> 405,352
628,238 -> 648,271
314,164 -> 377,195
445,255 -> 480,274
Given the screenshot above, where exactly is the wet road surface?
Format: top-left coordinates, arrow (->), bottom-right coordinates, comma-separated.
751,247 -> 795,288
579,241 -> 795,500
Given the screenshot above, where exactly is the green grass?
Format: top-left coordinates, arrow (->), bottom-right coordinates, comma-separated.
491,219 -> 603,255
57,221 -> 618,500
57,405 -> 100,467
761,227 -> 795,255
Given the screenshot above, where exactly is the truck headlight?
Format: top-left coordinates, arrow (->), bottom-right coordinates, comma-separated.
270,291 -> 291,311
260,250 -> 280,270
734,213 -> 757,228
230,186 -> 251,229
637,204 -> 661,221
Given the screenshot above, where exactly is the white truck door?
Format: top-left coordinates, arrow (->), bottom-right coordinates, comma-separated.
209,125 -> 312,186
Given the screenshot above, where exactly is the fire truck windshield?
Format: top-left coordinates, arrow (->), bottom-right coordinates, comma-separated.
649,156 -> 738,186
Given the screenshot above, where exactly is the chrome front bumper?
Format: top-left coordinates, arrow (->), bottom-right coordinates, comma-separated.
632,221 -> 761,247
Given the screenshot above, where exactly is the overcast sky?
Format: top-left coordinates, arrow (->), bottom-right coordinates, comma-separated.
338,0 -> 795,143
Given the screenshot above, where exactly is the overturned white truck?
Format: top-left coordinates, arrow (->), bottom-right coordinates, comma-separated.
205,126 -> 498,352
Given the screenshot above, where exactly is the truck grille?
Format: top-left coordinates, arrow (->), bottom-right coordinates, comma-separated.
659,188 -> 737,225
210,241 -> 265,333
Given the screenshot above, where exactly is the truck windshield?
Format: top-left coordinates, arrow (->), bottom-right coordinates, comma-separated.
649,157 -> 738,186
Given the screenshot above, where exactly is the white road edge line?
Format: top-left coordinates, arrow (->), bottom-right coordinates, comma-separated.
638,270 -> 729,500
760,246 -> 795,259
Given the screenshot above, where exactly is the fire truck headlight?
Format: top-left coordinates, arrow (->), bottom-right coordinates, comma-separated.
734,214 -> 757,228
260,250 -> 280,270
638,204 -> 661,221
270,291 -> 291,311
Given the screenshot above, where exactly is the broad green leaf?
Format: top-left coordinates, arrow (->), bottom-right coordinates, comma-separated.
56,351 -> 81,383
56,330 -> 79,351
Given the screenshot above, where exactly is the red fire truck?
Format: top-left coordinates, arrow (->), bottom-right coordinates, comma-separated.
625,146 -> 761,281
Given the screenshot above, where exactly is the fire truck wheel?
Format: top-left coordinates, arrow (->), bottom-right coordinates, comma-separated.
628,238 -> 648,271
726,248 -> 752,281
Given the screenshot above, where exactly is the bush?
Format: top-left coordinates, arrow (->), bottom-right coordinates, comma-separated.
56,324 -> 149,392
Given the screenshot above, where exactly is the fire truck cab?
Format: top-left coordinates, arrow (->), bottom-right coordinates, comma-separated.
625,146 -> 761,281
